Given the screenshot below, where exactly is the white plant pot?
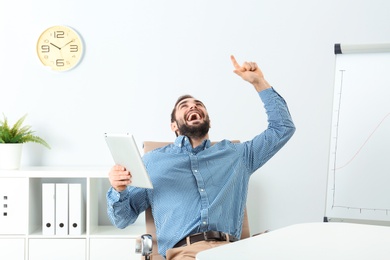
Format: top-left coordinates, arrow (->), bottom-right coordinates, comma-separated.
0,143 -> 23,170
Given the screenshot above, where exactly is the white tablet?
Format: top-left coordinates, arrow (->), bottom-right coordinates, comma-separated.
104,133 -> 153,189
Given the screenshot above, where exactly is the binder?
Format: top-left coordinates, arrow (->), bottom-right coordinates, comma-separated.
42,183 -> 56,235
68,183 -> 85,235
55,183 -> 69,235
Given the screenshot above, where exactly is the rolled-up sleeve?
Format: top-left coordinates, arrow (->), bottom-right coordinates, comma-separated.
106,186 -> 150,229
243,87 -> 296,172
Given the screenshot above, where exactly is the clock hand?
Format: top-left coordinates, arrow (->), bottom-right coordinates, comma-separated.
61,39 -> 75,48
50,42 -> 61,50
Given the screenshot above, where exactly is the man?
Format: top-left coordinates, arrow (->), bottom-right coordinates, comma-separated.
107,55 -> 295,259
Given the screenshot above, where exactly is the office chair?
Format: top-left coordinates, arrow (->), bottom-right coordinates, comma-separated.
135,141 -> 250,260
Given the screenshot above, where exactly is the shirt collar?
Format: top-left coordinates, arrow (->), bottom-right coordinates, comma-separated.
174,135 -> 211,153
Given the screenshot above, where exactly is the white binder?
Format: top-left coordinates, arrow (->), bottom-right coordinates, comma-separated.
42,183 -> 56,235
55,183 -> 69,235
68,183 -> 85,235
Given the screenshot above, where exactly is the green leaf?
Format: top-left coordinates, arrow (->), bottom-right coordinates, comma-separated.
0,114 -> 50,149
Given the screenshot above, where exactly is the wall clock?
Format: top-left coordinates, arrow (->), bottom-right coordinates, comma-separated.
36,25 -> 84,71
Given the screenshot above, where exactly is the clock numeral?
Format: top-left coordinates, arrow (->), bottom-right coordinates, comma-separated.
70,45 -> 78,52
41,45 -> 50,53
56,59 -> 65,67
54,31 -> 65,38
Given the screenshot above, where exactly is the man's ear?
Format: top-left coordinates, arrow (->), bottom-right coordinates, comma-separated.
171,121 -> 178,132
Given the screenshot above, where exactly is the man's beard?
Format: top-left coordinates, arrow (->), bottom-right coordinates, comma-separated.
176,116 -> 210,139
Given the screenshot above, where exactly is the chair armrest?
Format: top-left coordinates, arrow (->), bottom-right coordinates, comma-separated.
135,234 -> 153,257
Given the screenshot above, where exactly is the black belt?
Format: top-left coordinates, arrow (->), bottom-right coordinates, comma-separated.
174,231 -> 238,248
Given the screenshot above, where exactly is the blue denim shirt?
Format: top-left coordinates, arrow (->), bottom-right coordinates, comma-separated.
107,88 -> 295,257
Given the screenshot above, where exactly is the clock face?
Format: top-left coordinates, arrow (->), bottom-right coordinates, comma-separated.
36,25 -> 83,71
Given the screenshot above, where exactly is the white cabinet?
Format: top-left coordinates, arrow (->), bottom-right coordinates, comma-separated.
29,239 -> 86,260
0,167 -> 145,260
0,238 -> 25,260
0,178 -> 28,235
90,238 -> 138,260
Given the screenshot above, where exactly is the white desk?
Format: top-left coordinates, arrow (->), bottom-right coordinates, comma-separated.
196,222 -> 390,260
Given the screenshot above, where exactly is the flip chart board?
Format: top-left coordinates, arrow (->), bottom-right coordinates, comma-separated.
325,43 -> 390,224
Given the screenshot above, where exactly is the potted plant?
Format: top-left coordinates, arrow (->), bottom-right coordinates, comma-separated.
0,114 -> 50,170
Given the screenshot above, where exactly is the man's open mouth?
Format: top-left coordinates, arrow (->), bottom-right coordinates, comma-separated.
186,112 -> 202,122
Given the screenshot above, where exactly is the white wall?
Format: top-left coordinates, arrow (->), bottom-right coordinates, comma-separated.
1,0 -> 390,235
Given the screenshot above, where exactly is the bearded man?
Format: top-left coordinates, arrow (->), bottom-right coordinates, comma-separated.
107,55 -> 295,259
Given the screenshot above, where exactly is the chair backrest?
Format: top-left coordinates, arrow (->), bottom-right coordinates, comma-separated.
142,140 -> 250,259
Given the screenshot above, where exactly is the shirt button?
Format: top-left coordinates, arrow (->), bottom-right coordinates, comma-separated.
203,221 -> 207,225
200,189 -> 204,192
194,170 -> 198,172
